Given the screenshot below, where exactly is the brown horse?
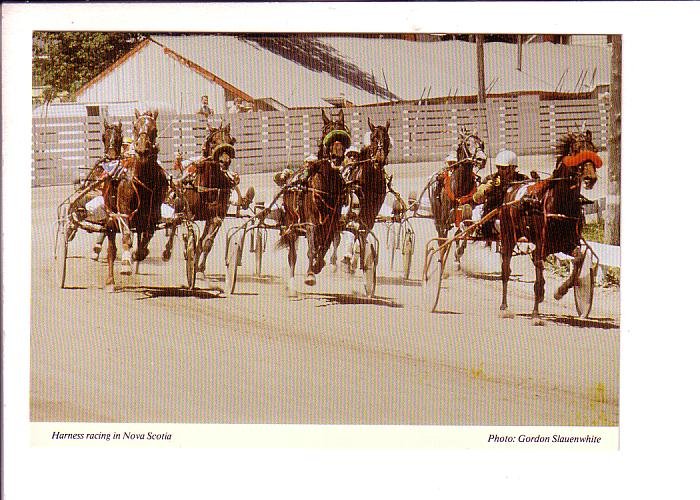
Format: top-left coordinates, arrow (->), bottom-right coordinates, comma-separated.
279,111 -> 346,295
499,130 -> 602,322
428,130 -> 486,268
162,122 -> 248,274
101,110 -> 169,288
329,118 -> 391,272
318,109 -> 351,166
86,120 -> 123,261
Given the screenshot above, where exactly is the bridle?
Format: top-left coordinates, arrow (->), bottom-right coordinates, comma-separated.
103,125 -> 122,160
368,127 -> 390,168
458,134 -> 485,167
133,115 -> 158,155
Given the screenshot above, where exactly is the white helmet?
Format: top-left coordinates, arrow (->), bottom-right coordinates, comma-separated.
304,154 -> 318,163
346,145 -> 360,155
445,152 -> 457,164
494,149 -> 517,167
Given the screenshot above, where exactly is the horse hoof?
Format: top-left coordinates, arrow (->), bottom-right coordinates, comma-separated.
119,261 -> 133,275
162,250 -> 171,262
554,288 -> 565,300
304,274 -> 316,286
532,317 -> 545,327
500,309 -> 515,319
331,263 -> 338,273
90,251 -> 100,262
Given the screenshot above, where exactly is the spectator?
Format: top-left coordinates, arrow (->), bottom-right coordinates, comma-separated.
197,95 -> 213,118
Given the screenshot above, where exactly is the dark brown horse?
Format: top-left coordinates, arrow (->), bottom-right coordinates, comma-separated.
279,111 -> 345,295
101,110 -> 169,288
162,122 -> 248,274
428,130 -> 486,268
318,109 -> 351,166
330,118 -> 391,271
87,120 -> 123,260
499,130 -> 602,323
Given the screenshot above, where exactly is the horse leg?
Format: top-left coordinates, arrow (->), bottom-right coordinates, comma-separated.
455,238 -> 466,272
196,218 -> 212,273
500,240 -> 516,319
554,247 -> 584,300
286,236 -> 298,297
162,224 -> 177,261
532,253 -> 546,325
91,232 -> 106,261
304,226 -> 317,286
135,230 -> 155,262
106,231 -> 117,289
120,228 -> 134,275
197,216 -> 222,274
133,231 -> 151,262
330,232 -> 340,272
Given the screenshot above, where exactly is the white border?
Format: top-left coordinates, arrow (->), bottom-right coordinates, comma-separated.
5,2 -> 700,498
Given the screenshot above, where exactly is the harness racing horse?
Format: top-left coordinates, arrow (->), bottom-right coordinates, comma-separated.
87,120 -> 123,260
329,118 -> 391,274
318,109 -> 351,167
162,122 -> 249,275
428,129 -> 487,269
101,110 -> 169,288
499,129 -> 602,323
278,111 -> 345,295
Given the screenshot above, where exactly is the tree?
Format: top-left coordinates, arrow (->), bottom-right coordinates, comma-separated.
33,32 -> 147,101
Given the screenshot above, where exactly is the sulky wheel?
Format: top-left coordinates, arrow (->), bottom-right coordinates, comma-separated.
55,218 -> 69,289
387,224 -> 398,272
362,241 -> 378,297
574,250 -> 595,318
402,228 -> 415,280
422,241 -> 445,312
224,233 -> 243,296
183,224 -> 197,290
254,228 -> 264,277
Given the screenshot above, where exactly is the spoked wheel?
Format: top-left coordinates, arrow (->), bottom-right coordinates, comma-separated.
183,224 -> 197,290
574,249 -> 596,318
402,228 -> 415,280
253,228 -> 264,277
362,241 -> 378,297
225,233 -> 243,296
387,225 -> 398,271
422,241 -> 446,312
55,218 -> 69,288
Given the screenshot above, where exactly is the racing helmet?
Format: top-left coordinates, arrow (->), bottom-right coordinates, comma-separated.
494,149 -> 517,167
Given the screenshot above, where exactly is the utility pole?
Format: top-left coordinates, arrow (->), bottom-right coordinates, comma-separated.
476,34 -> 486,103
604,35 -> 621,245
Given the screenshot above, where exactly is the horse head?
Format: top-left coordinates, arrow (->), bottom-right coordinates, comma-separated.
457,128 -> 487,171
102,120 -> 123,161
320,109 -> 351,166
132,109 -> 159,157
366,118 -> 391,168
555,129 -> 601,190
203,121 -> 236,169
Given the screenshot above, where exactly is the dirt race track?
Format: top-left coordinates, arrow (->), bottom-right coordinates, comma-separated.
31,155 -> 619,425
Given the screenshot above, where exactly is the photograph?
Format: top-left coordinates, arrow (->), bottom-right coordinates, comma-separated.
29,29 -> 620,429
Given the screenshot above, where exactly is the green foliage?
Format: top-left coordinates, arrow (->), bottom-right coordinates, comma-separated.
581,222 -> 604,243
33,32 -> 147,101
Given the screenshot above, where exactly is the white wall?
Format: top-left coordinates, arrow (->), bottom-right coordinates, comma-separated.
77,41 -> 226,115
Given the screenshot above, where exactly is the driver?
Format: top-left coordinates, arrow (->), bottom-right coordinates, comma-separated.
471,149 -> 528,237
